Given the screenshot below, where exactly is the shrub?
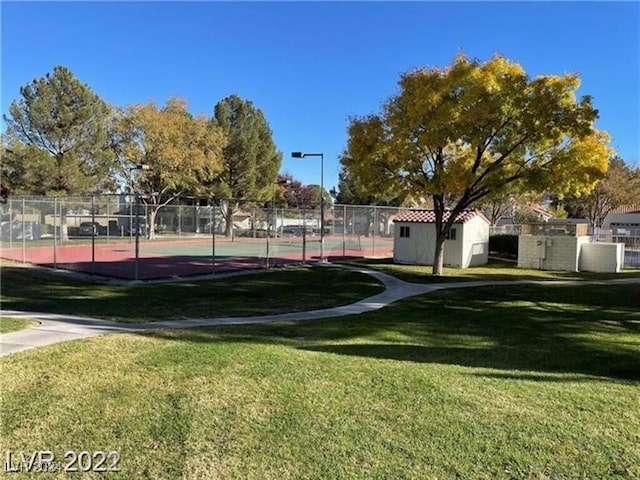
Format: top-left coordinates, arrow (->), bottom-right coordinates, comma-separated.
489,234 -> 518,258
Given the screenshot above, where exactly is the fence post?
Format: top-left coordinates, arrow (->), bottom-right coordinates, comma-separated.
53,197 -> 57,269
134,192 -> 141,281
343,204 -> 346,259
265,206 -> 270,268
106,197 -> 110,243
129,193 -> 133,244
91,195 -> 96,276
252,207 -> 257,238
273,207 -> 277,239
21,198 -> 26,264
210,204 -> 216,273
8,198 -> 13,249
302,209 -> 307,263
373,206 -> 377,257
272,206 -> 277,239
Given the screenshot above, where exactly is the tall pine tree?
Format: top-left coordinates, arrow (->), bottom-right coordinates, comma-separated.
3,66 -> 115,195
209,95 -> 282,237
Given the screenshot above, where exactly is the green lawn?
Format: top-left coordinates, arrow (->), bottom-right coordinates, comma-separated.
1,283 -> 638,479
0,264 -> 384,322
0,317 -> 38,333
346,257 -> 640,283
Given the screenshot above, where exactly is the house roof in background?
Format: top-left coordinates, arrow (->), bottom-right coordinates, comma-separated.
393,210 -> 489,225
608,205 -> 640,215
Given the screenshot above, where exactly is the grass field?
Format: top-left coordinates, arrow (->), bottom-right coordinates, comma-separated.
1,281 -> 638,479
0,263 -> 384,322
4,259 -> 639,324
0,317 -> 38,333
347,257 -> 640,283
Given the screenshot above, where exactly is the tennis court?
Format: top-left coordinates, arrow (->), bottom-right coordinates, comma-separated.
1,234 -> 394,280
1,195 -> 402,279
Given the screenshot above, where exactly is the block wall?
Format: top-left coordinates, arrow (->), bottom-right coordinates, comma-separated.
517,236 -> 591,272
579,243 -> 625,273
517,236 -> 544,270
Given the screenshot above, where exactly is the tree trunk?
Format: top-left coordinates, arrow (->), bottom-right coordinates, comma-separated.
60,207 -> 69,241
432,232 -> 446,275
224,203 -> 235,238
363,210 -> 373,237
432,194 -> 446,276
148,208 -> 157,240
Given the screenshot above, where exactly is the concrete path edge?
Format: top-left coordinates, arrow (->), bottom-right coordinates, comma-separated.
2,265 -> 639,357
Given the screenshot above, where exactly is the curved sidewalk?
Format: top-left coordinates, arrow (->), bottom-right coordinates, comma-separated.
2,265 -> 639,358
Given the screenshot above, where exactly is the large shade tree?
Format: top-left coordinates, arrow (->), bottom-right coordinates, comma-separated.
210,94 -> 282,237
3,66 -> 115,195
277,173 -> 315,208
3,66 -> 116,239
115,97 -> 225,238
476,186 -> 544,226
335,166 -> 406,236
275,173 -> 332,210
335,166 -> 404,207
561,157 -> 640,228
342,53 -> 611,274
1,137 -> 45,196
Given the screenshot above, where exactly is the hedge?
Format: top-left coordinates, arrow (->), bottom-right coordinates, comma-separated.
489,234 -> 518,258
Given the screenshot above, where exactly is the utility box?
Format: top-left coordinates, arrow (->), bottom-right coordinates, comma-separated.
518,223 -> 591,272
579,243 -> 625,273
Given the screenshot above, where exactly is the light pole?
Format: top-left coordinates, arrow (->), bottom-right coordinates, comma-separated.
291,152 -> 325,262
129,164 -> 150,280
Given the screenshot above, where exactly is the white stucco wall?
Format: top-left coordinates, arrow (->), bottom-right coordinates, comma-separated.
517,235 -> 591,272
393,219 -> 489,268
460,216 -> 490,267
394,223 -> 440,265
579,243 -> 625,273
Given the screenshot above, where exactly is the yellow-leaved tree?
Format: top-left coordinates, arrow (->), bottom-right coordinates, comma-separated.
341,54 -> 612,275
115,97 -> 226,239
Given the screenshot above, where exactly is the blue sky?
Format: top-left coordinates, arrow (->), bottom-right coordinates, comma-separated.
2,1 -> 639,191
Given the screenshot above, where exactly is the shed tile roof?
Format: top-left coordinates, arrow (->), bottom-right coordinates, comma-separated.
393,209 -> 488,224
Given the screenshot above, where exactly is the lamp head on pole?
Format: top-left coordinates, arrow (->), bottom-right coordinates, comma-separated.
291,152 -> 323,159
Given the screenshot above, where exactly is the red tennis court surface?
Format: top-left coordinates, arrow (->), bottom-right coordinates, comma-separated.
1,236 -> 393,280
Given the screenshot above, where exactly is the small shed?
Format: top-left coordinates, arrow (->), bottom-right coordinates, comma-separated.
393,210 -> 490,268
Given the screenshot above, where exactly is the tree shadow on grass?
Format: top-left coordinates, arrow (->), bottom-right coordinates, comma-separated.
0,265 -> 384,321
141,283 -> 640,382
466,372 -> 628,383
296,343 -> 639,381
343,257 -> 640,283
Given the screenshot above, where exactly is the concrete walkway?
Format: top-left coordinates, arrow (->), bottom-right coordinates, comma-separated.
2,265 -> 639,358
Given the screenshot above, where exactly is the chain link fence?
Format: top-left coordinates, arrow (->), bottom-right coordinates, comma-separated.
593,232 -> 640,268
6,196 -> 635,278
0,195 -> 408,280
489,224 -> 640,269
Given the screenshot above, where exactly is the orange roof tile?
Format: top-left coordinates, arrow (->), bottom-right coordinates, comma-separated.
393,209 -> 488,224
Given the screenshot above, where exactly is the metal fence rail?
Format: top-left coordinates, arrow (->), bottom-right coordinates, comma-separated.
5,195 -> 636,277
0,195 -> 407,280
593,233 -> 640,268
